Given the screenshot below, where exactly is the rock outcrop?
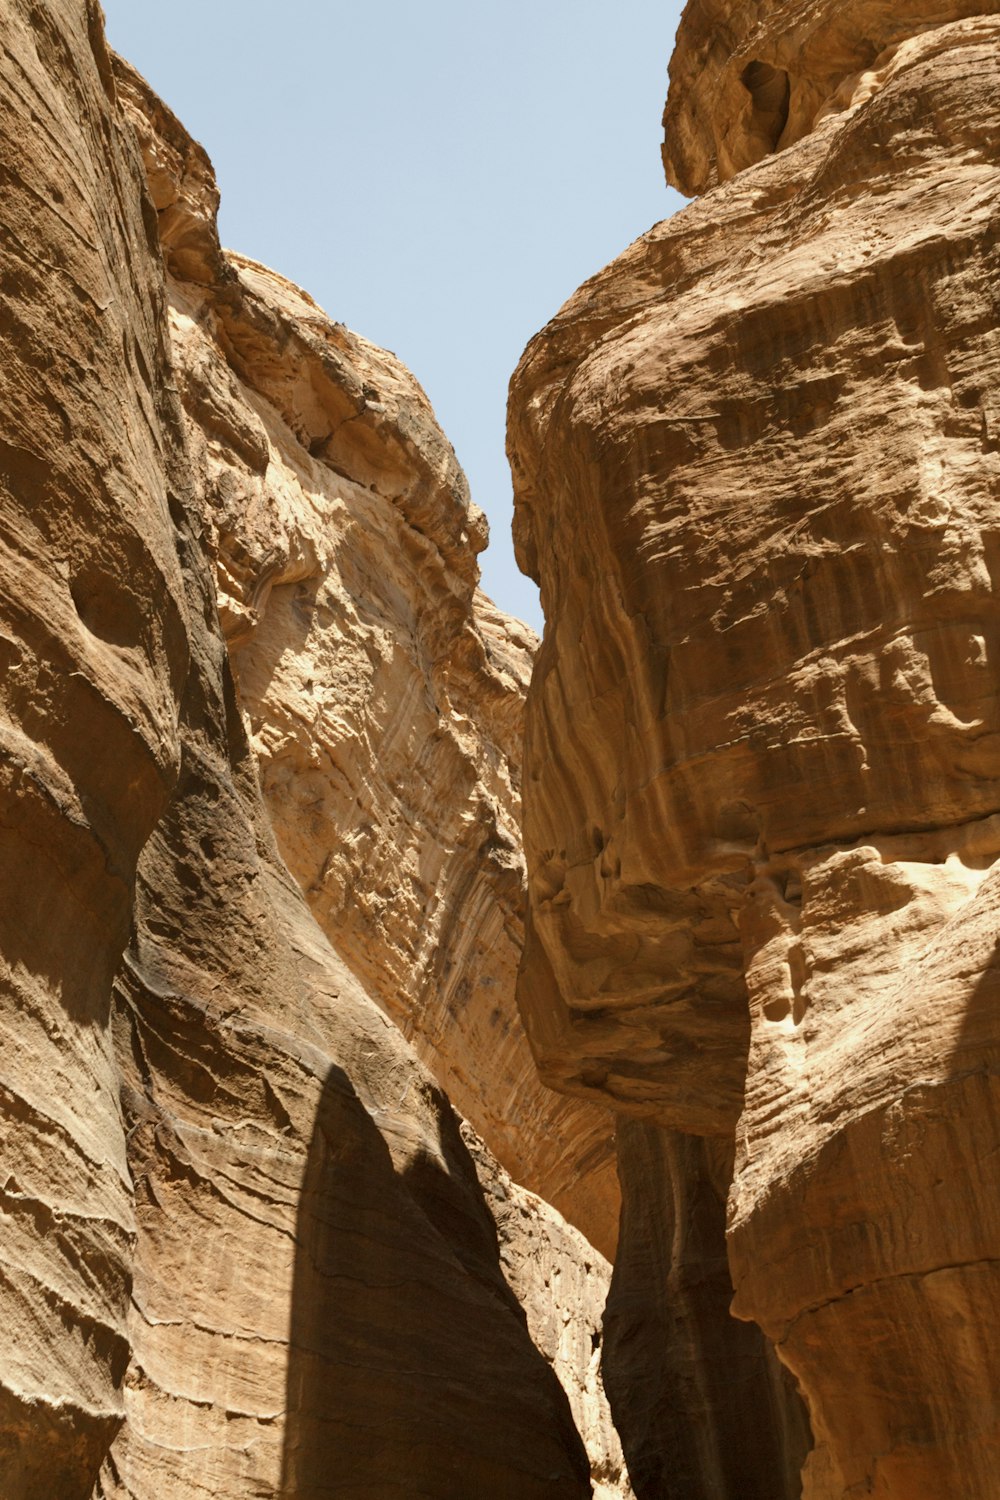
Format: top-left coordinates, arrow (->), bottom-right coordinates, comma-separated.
509,2 -> 1000,1496
0,3 -> 627,1496
114,62 -> 621,1268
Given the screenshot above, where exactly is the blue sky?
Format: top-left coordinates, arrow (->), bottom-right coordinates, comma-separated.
101,2 -> 687,631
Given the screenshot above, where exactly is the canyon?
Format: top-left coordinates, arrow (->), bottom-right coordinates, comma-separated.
1,0 -> 999,1497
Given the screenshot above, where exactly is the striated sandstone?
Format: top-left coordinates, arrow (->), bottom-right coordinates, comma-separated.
0,2 -> 188,1489
510,3 -> 1000,1496
604,1123 -> 808,1499
0,3 -> 624,1497
115,61 -> 621,1266
663,0 -> 1000,192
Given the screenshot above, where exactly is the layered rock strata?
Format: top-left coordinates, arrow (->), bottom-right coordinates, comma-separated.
0,3 -> 626,1496
115,62 -> 621,1267
604,1123 -> 808,1499
509,3 -> 1000,1496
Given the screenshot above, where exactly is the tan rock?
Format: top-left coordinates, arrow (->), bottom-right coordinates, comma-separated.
510,5 -> 1000,1496
115,59 -> 621,1267
463,1124 -> 633,1500
99,770 -> 596,1500
0,4 -> 622,1496
0,3 -> 187,1490
663,0 -> 1000,192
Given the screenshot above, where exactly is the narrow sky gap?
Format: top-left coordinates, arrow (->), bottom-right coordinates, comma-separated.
101,0 -> 687,631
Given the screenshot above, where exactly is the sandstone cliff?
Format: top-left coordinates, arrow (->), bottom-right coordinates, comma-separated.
0,3 -> 628,1496
114,61 -> 621,1270
509,2 -> 1000,1496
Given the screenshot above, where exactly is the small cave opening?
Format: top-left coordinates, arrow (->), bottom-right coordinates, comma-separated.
70,567 -> 145,649
740,59 -> 791,154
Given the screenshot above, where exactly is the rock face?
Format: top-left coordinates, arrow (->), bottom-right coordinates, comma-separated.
509,2 -> 1000,1496
115,63 -> 621,1268
0,4 -> 190,1489
604,1124 -> 808,1499
463,1125 -> 630,1500
662,0 -> 1000,191
0,4 -> 627,1497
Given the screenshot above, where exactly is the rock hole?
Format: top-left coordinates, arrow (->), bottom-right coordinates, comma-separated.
741,59 -> 791,154
788,941 -> 808,1024
70,567 -> 144,648
763,992 -> 790,1023
580,1067 -> 609,1090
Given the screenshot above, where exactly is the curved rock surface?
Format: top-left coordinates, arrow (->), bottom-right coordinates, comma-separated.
604,1123 -> 809,1499
510,3 -> 1000,1496
0,2 -> 184,1488
663,0 -> 1000,192
0,4 -> 627,1497
115,62 -> 621,1267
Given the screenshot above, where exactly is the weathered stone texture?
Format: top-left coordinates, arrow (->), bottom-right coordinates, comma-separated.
99,723 -> 596,1499
510,3 -> 1000,1496
604,1123 -> 808,1500
115,62 -> 621,1266
463,1124 -> 632,1500
0,5 -> 623,1497
663,0 -> 1000,192
0,3 -> 187,1491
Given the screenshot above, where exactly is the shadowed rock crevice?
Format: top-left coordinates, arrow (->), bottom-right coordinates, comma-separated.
280,1071 -> 591,1499
740,60 -> 791,158
604,1124 -> 810,1500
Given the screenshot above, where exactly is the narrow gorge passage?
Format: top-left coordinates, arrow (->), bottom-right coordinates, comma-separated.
2,2 -> 1000,1498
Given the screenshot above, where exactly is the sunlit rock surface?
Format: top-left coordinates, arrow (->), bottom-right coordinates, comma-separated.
662,0 -> 1000,192
116,62 -> 621,1268
509,2 -> 1000,1495
0,4 -> 627,1496
0,4 -> 185,1490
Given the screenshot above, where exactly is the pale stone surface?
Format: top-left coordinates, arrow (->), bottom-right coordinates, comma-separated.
510,5 -> 1000,1497
0,5 -> 624,1496
733,821 -> 1000,1498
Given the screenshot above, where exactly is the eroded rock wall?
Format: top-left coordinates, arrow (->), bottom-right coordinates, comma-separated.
114,62 -> 621,1267
604,1124 -> 808,1500
0,4 -> 626,1496
509,3 -> 1000,1496
662,0 -> 1000,191
0,3 -> 188,1489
